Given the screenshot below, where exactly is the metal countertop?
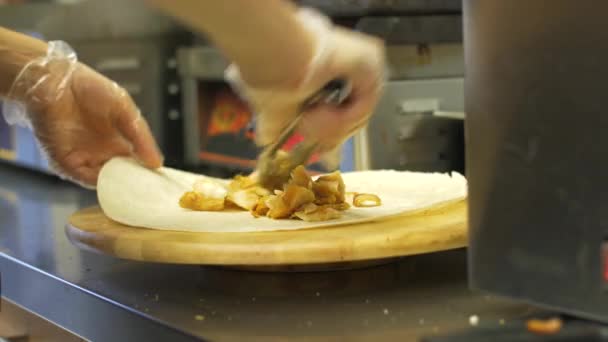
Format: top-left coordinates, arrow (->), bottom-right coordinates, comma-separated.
0,163 -> 534,342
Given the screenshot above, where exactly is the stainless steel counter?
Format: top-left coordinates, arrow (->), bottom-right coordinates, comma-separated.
0,163 -> 535,342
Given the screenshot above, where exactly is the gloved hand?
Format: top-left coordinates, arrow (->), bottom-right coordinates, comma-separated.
4,41 -> 163,188
226,8 -> 385,169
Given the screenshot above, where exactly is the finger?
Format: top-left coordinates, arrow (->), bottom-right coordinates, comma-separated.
69,165 -> 99,187
300,55 -> 383,148
115,96 -> 164,169
56,139 -> 132,187
130,116 -> 164,168
301,86 -> 378,149
255,106 -> 298,146
32,125 -> 101,187
319,144 -> 343,170
54,150 -> 101,187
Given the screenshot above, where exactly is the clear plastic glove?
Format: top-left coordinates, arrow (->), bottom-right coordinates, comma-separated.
4,41 -> 163,188
226,8 -> 385,169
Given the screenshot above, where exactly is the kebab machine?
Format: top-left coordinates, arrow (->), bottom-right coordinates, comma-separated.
426,0 -> 608,341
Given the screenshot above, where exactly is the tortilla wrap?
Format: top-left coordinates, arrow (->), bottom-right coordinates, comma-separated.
97,157 -> 467,233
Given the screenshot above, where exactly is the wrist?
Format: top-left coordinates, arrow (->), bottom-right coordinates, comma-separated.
226,7 -> 333,94
0,29 -> 47,97
7,41 -> 78,109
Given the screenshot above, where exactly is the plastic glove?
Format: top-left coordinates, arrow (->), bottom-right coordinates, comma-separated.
3,41 -> 163,188
226,8 -> 385,169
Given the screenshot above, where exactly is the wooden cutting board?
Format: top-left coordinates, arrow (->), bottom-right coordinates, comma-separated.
66,200 -> 467,267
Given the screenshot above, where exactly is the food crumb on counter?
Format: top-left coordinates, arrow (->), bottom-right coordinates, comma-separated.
195,315 -> 205,321
315,292 -> 320,297
526,317 -> 562,335
499,318 -> 506,325
469,315 -> 479,326
383,308 -> 389,315
419,318 -> 425,325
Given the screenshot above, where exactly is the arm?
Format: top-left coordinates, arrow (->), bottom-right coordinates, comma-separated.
146,0 -> 315,89
0,27 -> 47,97
147,0 -> 385,168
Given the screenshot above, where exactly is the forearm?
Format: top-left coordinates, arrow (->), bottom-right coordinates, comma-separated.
147,0 -> 315,88
0,27 -> 47,98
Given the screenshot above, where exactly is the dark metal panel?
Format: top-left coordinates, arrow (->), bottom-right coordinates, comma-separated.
0,1 -> 182,40
298,0 -> 461,17
0,162 -> 535,341
0,255 -> 204,342
357,16 -> 462,44
465,0 -> 608,322
367,78 -> 464,172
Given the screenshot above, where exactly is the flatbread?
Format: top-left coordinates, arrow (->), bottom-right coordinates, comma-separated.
97,157 -> 467,233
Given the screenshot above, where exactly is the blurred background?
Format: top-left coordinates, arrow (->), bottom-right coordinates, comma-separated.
0,0 -> 465,178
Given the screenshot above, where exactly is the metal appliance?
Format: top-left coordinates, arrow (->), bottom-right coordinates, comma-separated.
0,1 -> 189,171
466,0 -> 608,320
342,3 -> 466,173
179,4 -> 466,174
426,0 -> 608,340
0,0 -> 466,178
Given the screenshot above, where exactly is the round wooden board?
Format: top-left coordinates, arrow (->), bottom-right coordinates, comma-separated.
66,200 -> 467,267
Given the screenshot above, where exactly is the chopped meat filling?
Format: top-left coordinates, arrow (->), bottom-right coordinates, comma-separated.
179,165 -> 379,221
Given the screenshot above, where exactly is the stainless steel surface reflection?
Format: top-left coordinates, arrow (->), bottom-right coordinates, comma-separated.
0,162 -> 534,342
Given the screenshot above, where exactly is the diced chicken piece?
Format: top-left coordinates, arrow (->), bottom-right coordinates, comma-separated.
329,202 -> 351,211
314,195 -> 339,205
299,202 -> 319,214
254,187 -> 271,197
251,195 -> 271,217
227,189 -> 261,211
193,179 -> 228,199
312,170 -> 346,204
290,165 -> 313,189
179,191 -> 225,211
228,175 -> 258,191
267,185 -> 315,219
266,195 -> 290,219
293,205 -> 343,222
180,163 -> 359,221
226,174 -> 270,211
282,184 -> 315,210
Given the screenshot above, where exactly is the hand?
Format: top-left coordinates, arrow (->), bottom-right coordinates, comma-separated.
6,43 -> 162,188
227,19 -> 385,168
35,65 -> 163,187
258,27 -> 384,150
